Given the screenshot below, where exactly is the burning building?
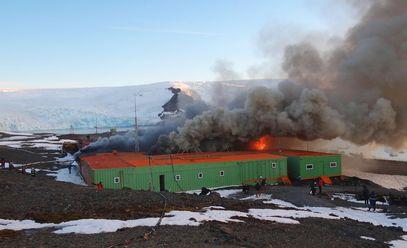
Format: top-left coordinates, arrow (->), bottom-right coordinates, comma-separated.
80,151 -> 288,191
79,149 -> 341,191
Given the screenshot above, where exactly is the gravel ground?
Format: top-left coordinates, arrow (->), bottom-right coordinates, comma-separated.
0,134 -> 407,247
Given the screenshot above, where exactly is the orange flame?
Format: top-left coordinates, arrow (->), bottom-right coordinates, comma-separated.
249,135 -> 273,151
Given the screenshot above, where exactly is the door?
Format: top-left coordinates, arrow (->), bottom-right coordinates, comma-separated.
159,175 -> 165,191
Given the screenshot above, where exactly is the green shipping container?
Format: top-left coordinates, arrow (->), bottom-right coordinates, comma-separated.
271,150 -> 342,180
80,152 -> 288,192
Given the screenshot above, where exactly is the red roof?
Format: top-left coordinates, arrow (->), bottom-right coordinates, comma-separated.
81,151 -> 285,170
270,149 -> 337,157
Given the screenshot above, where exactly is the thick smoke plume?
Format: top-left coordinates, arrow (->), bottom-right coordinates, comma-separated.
81,88 -> 209,154
157,0 -> 407,152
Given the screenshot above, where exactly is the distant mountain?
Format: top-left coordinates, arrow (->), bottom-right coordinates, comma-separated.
0,80 -> 280,132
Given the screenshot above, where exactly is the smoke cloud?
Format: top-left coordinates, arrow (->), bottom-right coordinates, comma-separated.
157,0 -> 407,152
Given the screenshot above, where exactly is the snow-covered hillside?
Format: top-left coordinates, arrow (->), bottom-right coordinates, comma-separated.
0,80 -> 279,132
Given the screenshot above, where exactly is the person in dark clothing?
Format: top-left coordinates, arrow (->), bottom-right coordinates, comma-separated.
362,185 -> 370,206
30,168 -> 36,177
261,177 -> 266,187
368,191 -> 377,211
68,163 -> 72,174
242,184 -> 249,193
199,187 -> 211,196
255,182 -> 262,197
310,179 -> 317,195
317,178 -> 324,194
0,158 -> 5,169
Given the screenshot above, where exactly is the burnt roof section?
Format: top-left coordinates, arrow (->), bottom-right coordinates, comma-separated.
81,151 -> 286,170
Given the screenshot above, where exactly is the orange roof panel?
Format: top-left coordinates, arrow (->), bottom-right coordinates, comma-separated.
81,151 -> 285,170
270,149 -> 337,157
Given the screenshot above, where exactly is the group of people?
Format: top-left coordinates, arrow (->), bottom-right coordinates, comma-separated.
309,177 -> 324,195
1,157 -> 37,176
362,185 -> 378,211
240,177 -> 267,197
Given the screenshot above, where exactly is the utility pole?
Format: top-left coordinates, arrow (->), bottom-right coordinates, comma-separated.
134,93 -> 139,152
95,116 -> 98,134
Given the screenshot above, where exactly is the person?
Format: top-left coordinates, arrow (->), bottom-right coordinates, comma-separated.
0,158 -> 5,169
309,179 -> 317,195
30,168 -> 36,177
317,177 -> 324,194
362,185 -> 370,206
199,187 -> 211,196
261,177 -> 266,187
242,183 -> 249,194
21,165 -> 26,174
255,181 -> 262,197
97,181 -> 104,190
82,135 -> 91,148
68,163 -> 72,174
8,162 -> 14,170
368,191 -> 377,211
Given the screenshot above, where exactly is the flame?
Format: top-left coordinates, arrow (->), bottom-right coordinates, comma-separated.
249,135 -> 273,151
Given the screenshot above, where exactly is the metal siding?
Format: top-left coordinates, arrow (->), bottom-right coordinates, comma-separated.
298,155 -> 342,179
90,157 -> 288,192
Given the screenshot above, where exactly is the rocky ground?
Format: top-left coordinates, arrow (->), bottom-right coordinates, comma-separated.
0,132 -> 407,247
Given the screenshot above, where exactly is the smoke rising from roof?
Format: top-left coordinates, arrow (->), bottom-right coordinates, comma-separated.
157,0 -> 407,152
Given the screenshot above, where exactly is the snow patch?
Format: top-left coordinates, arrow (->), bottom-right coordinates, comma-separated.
388,235 -> 407,248
360,236 -> 375,241
46,164 -> 86,186
344,169 -> 407,191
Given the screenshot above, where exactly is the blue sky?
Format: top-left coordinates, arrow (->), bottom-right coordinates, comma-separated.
0,0 -> 357,89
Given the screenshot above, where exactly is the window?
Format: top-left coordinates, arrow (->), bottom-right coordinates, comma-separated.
175,174 -> 181,181
272,163 -> 277,169
197,172 -> 204,179
330,162 -> 337,168
113,177 -> 120,184
306,164 -> 314,170
219,170 -> 225,176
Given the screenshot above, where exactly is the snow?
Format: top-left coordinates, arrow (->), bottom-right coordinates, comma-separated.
263,199 -> 299,209
388,235 -> 407,248
1,198 -> 406,235
46,162 -> 86,186
0,80 -> 280,132
360,236 -> 375,241
332,193 -> 389,206
344,169 -> 407,191
0,134 -> 75,151
214,189 -> 241,198
0,131 -> 34,136
183,188 -> 241,198
241,193 -> 271,201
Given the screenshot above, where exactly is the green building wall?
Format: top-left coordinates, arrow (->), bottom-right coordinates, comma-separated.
83,157 -> 288,192
286,155 -> 342,180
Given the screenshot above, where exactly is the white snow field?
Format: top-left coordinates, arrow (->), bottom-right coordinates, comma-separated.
0,133 -> 76,151
0,80 -> 278,132
1,196 -> 406,236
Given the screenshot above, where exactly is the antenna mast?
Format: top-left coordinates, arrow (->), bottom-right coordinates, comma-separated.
134,94 -> 139,152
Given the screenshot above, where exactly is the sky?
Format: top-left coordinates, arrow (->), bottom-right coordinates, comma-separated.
0,0 -> 358,89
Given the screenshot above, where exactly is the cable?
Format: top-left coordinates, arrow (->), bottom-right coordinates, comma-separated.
169,154 -> 184,192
